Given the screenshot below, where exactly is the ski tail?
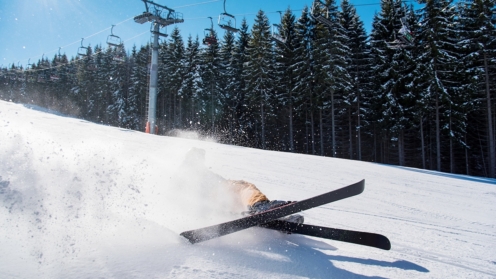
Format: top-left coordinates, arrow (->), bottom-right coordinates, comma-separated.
260,220 -> 391,250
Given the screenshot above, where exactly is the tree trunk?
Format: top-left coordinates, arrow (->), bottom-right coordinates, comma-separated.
289,101 -> 294,152
331,89 -> 336,157
320,109 -> 324,156
357,92 -> 361,161
261,96 -> 265,150
483,51 -> 495,178
310,109 -> 315,155
436,92 -> 441,171
398,130 -> 405,166
420,115 -> 426,169
348,108 -> 353,160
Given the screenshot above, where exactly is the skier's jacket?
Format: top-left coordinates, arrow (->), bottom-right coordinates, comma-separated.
225,180 -> 269,208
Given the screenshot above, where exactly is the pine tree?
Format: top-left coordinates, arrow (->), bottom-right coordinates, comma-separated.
340,0 -> 371,161
180,35 -> 201,130
198,28 -> 221,135
165,27 -> 186,130
311,2 -> 333,156
107,45 -> 129,127
417,0 -> 462,172
128,44 -> 150,131
458,0 -> 496,177
218,28 -> 237,143
273,9 -> 298,152
244,10 -> 276,150
232,18 -> 251,145
370,0 -> 418,166
318,0 -> 353,158
292,6 -> 314,154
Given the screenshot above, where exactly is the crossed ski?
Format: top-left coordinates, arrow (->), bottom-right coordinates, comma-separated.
180,180 -> 391,250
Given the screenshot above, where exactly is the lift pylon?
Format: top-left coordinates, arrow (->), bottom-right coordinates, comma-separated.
134,0 -> 184,134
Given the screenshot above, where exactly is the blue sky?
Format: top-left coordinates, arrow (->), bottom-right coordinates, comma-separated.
0,0 -> 420,69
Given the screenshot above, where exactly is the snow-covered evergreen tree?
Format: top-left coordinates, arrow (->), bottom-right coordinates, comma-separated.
292,7 -> 314,154
218,28 -> 238,143
198,28 -> 221,134
457,0 -> 496,177
244,10 -> 275,149
416,0 -> 462,171
180,35 -> 201,130
273,9 -> 298,152
165,27 -> 186,130
127,44 -> 150,131
317,0 -> 352,157
232,18 -> 251,145
340,0 -> 371,161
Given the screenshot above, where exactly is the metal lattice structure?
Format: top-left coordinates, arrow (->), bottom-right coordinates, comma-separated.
134,0 -> 184,134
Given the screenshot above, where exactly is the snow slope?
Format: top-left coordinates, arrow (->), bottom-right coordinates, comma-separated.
1,100 -> 495,279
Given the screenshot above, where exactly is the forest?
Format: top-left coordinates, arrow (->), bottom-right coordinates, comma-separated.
1,0 -> 495,178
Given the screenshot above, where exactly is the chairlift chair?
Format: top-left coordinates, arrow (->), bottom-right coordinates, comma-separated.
203,17 -> 218,46
387,18 -> 415,49
113,48 -> 126,62
310,1 -> 333,28
203,31 -> 217,46
398,18 -> 414,44
17,71 -> 26,82
87,63 -> 97,71
78,38 -> 89,57
218,0 -> 239,32
271,24 -> 286,44
37,75 -> 46,83
107,25 -> 123,48
113,54 -> 126,63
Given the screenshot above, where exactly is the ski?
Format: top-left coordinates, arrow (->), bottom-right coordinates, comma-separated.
180,179 -> 365,244
259,220 -> 391,250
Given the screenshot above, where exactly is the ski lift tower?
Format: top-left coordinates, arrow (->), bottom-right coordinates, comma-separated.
134,0 -> 184,134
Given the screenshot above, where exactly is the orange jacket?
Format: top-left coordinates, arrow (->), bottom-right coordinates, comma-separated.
225,180 -> 269,208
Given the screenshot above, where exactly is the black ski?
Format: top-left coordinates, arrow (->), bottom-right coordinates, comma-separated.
180,180 -> 365,244
259,220 -> 391,250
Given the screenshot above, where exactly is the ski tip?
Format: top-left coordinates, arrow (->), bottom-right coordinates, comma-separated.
179,231 -> 199,244
378,235 -> 391,250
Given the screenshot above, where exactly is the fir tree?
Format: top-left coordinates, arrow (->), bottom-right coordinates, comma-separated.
218,28 -> 237,143
232,18 -> 251,145
180,35 -> 201,130
198,28 -> 221,134
292,6 -> 314,154
273,9 -> 298,152
417,0 -> 462,171
458,0 -> 496,177
244,10 -> 275,149
340,0 -> 371,161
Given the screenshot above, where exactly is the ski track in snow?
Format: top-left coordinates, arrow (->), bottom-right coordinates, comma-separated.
0,100 -> 495,279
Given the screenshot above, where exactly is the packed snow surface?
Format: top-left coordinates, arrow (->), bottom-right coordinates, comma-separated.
0,100 -> 495,278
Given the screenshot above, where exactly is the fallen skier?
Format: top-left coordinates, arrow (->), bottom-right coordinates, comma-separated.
175,147 -> 304,223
